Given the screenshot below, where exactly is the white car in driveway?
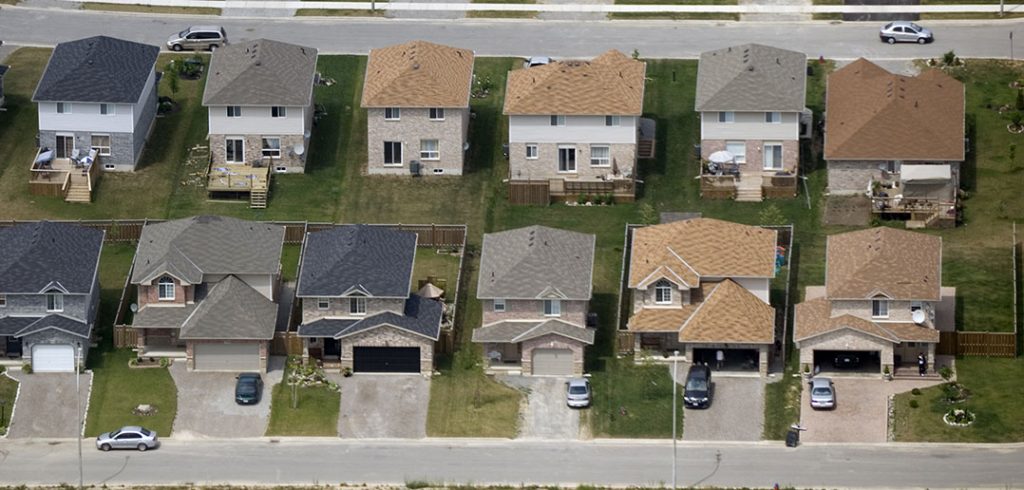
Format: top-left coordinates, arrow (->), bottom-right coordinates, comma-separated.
566,378 -> 591,408
809,377 -> 836,410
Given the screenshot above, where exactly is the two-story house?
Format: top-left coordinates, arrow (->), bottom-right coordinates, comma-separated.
795,227 -> 953,375
825,59 -> 965,228
625,218 -> 777,375
128,216 -> 284,372
471,226 -> 596,376
361,41 -> 474,176
0,222 -> 104,372
296,225 -> 443,374
504,50 -> 647,202
696,44 -> 808,201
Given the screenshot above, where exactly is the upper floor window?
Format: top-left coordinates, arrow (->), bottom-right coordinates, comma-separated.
100,104 -> 112,116
0,294 -> 6,307
543,299 -> 561,316
872,299 -> 889,318
271,106 -> 287,118
227,106 -> 242,118
765,112 -> 781,123
317,298 -> 330,310
717,111 -> 734,123
46,291 -> 63,312
493,298 -> 506,312
605,115 -> 620,126
350,297 -> 367,315
550,115 -> 565,127
654,280 -> 672,305
429,108 -> 445,121
56,103 -> 71,114
384,107 -> 401,121
157,277 -> 175,301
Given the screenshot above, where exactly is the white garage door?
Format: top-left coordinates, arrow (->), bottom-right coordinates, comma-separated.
193,343 -> 260,372
32,344 -> 75,373
532,348 -> 574,376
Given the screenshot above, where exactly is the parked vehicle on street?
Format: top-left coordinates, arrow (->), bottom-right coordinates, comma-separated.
809,377 -> 836,410
523,56 -> 552,68
566,378 -> 592,408
235,373 -> 264,405
96,426 -> 158,451
879,21 -> 933,44
167,26 -> 228,52
683,364 -> 712,409
833,353 -> 862,369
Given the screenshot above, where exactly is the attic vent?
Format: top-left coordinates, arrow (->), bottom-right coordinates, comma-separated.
413,63 -> 420,70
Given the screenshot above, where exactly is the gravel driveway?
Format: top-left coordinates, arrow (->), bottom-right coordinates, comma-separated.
499,376 -> 580,440
334,374 -> 430,438
800,377 -> 941,443
4,371 -> 91,438
169,357 -> 284,439
673,364 -> 765,441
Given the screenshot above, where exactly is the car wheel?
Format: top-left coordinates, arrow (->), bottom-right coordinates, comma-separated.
172,44 -> 183,52
100,443 -> 111,452
887,37 -> 896,45
917,37 -> 927,45
209,44 -> 218,52
137,443 -> 148,452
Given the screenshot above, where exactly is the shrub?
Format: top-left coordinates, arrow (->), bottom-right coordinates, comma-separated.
576,194 -> 587,205
758,204 -> 786,225
942,50 -> 958,67
909,399 -> 919,409
128,358 -> 138,367
939,366 -> 954,381
1016,88 -> 1024,111
21,363 -> 32,374
638,203 -> 658,224
0,365 -> 5,374
911,387 -> 922,396
159,357 -> 170,368
1011,111 -> 1023,128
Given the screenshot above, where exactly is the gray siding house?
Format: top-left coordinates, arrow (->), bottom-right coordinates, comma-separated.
296,225 -> 443,374
0,222 -> 104,372
471,226 -> 596,376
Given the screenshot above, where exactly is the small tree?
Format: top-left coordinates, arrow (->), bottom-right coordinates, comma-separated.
1011,111 -> 1023,129
942,50 -> 958,67
166,68 -> 180,97
1016,88 -> 1024,111
758,204 -> 786,226
637,203 -> 658,224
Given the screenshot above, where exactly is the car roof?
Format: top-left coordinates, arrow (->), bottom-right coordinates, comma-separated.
889,20 -> 916,26
687,364 -> 710,377
238,372 -> 261,378
119,425 -> 145,432
567,378 -> 589,386
189,25 -> 225,32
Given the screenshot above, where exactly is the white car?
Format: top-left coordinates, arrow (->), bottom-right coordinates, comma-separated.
879,21 -> 933,45
566,378 -> 591,408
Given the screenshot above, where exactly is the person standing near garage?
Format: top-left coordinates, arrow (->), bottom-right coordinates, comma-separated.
716,349 -> 725,370
917,353 -> 926,376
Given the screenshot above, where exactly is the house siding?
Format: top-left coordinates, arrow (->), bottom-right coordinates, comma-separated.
508,142 -> 636,182
481,299 -> 587,327
508,115 -> 637,144
1,292 -> 90,321
208,105 -> 308,135
830,299 -> 936,326
699,111 -> 800,140
340,325 -> 434,373
366,107 -> 468,176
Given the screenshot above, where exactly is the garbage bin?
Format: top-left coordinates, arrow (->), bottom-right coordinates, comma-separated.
785,428 -> 800,447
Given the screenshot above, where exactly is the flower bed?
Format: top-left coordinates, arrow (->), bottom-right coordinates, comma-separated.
943,408 -> 976,427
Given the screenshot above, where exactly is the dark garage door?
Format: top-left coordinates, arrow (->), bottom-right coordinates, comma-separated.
353,346 -> 420,373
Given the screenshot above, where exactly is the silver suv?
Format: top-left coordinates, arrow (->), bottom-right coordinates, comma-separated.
167,26 -> 227,52
879,21 -> 933,45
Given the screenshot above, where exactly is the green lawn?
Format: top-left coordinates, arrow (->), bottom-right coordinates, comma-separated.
426,354 -> 522,438
80,3 -> 221,14
610,0 -> 738,21
0,370 -> 17,435
412,248 -> 462,294
467,0 -> 538,18
296,0 -> 387,16
281,244 -> 302,283
265,363 -> 340,437
589,360 -> 684,438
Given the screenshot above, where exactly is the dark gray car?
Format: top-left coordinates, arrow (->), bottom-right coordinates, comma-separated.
95,426 -> 158,451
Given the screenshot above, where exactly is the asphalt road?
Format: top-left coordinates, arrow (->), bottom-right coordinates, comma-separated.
1,5 -> 1022,59
0,438 -> 1022,487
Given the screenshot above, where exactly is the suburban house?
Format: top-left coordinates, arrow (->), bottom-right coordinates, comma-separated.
296,225 -> 443,374
794,227 -> 953,375
696,44 -> 809,202
29,36 -> 159,201
504,50 -> 649,203
825,58 -> 965,228
472,226 -> 596,376
361,41 -> 474,176
128,216 -> 284,372
203,39 -> 319,207
625,218 -> 777,375
0,222 -> 104,372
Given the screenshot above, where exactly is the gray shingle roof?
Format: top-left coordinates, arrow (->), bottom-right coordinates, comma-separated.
203,39 -> 318,106
15,314 -> 90,339
298,295 -> 442,340
297,318 -> 357,337
0,316 -> 38,336
477,226 -> 595,300
297,225 -> 416,298
0,222 -> 104,294
471,319 -> 595,344
695,44 -> 807,112
131,216 -> 284,285
132,304 -> 198,329
180,275 -> 278,340
32,36 -> 159,104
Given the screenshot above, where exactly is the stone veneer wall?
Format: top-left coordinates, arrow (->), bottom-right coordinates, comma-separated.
521,333 -> 586,376
38,130 -> 136,171
339,325 -> 435,373
508,142 -> 635,182
209,133 -> 307,173
366,107 -> 467,176
700,139 -> 799,174
797,329 -> 894,373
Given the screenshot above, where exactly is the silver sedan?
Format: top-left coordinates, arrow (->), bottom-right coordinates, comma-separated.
95,426 -> 158,451
879,21 -> 934,44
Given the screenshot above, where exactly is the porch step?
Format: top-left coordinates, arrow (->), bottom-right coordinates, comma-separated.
905,219 -> 926,229
250,188 -> 267,209
638,139 -> 655,159
893,372 -> 942,380
65,185 -> 91,203
735,186 -> 763,202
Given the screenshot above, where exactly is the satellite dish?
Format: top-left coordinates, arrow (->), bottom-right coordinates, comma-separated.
130,303 -> 139,313
292,144 -> 305,156
912,310 -> 926,325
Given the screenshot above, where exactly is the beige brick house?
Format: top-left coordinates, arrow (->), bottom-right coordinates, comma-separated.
471,226 -> 596,376
794,227 -> 954,375
362,41 -> 474,176
625,218 -> 777,375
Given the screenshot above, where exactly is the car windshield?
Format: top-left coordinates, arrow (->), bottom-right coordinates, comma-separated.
568,386 -> 588,395
911,23 -> 922,30
178,29 -> 190,38
685,379 -> 708,391
108,430 -> 121,438
238,380 -> 257,393
812,387 -> 833,396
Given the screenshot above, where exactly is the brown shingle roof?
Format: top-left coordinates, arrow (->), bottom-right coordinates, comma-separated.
628,218 -> 777,288
826,227 -> 942,301
824,58 -> 965,161
679,279 -> 774,344
503,50 -> 646,116
626,283 -> 711,332
361,41 -> 474,108
794,297 -> 939,343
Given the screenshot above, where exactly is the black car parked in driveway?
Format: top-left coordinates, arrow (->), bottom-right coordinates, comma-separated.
683,364 -> 712,409
235,373 -> 264,405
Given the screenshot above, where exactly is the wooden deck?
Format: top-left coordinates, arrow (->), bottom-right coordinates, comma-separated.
207,164 -> 271,208
29,148 -> 101,202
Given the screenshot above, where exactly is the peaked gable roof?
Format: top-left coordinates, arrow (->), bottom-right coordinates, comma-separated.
477,226 -> 595,300
794,297 -> 939,343
297,225 -> 416,298
504,50 -> 647,116
179,275 -> 278,340
14,314 -> 91,339
361,41 -> 474,108
695,44 -> 807,112
130,216 -> 284,285
33,36 -> 159,104
824,58 -> 965,161
679,279 -> 775,344
296,295 -> 442,341
472,319 -> 596,344
0,222 -> 104,294
826,227 -> 942,301
203,39 -> 318,106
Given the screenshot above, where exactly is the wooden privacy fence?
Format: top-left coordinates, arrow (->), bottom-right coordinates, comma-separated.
508,181 -> 551,206
113,326 -> 138,349
937,331 -> 1017,357
271,331 -> 303,356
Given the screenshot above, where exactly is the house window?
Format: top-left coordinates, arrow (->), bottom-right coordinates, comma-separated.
420,139 -> 440,160
227,106 -> 241,118
225,137 -> 245,163
605,115 -> 620,126
157,277 -> 175,301
763,142 -> 783,170
262,137 -> 282,159
100,104 -> 113,115
383,141 -> 402,166
654,280 -> 672,305
0,294 -> 6,307
271,106 -> 287,118
56,103 -> 71,114
765,112 -> 781,123
317,298 -> 330,310
558,146 -> 576,173
717,111 -> 734,123
46,292 -> 63,312
525,144 -> 538,159
543,299 -> 561,316
872,299 -> 889,318
550,115 -> 565,127
429,108 -> 445,121
911,301 -> 923,311
91,134 -> 111,157
725,141 -> 746,163
493,299 -> 506,312
349,297 -> 367,315
384,108 -> 400,121
590,145 -> 611,167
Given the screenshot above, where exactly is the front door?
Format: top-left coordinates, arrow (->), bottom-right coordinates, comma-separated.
55,135 -> 75,159
558,147 -> 576,173
324,338 -> 340,357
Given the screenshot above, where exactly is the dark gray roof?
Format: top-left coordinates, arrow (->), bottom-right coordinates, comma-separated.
297,225 -> 416,298
32,36 -> 159,104
14,314 -> 90,339
477,226 -> 595,300
0,65 -> 8,77
299,295 -> 442,340
203,39 -> 318,106
132,304 -> 198,329
180,276 -> 278,340
297,318 -> 357,337
0,222 -> 104,294
131,216 -> 284,285
695,44 -> 807,112
0,316 -> 38,336
471,319 -> 595,344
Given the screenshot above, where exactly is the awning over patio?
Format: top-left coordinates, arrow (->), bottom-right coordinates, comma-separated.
901,164 -> 951,183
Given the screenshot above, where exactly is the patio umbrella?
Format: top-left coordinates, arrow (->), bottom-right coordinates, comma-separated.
418,282 -> 445,299
708,150 -> 735,164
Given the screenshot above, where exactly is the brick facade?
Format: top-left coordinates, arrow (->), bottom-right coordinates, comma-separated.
797,328 -> 896,373
367,107 -> 468,176
138,278 -> 193,307
185,339 -> 269,372
521,333 -> 586,376
480,299 -> 588,327
700,139 -> 799,174
508,142 -> 636,182
209,133 -> 307,173
338,325 -> 435,373
38,129 -> 137,171
300,297 -> 407,323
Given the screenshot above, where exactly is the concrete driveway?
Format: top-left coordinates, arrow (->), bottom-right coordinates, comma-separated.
168,357 -> 284,439
499,376 -> 580,440
799,376 -> 941,443
4,370 -> 91,438
334,374 -> 430,438
672,364 -> 765,442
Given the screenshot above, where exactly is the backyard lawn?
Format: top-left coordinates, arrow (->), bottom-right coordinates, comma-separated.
265,362 -> 341,437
